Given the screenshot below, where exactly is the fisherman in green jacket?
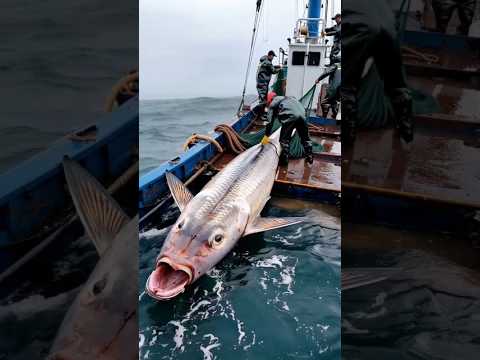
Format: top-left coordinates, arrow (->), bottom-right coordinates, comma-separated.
316,54 -> 341,119
323,14 -> 341,62
261,92 -> 313,166
256,50 -> 281,108
342,0 -> 414,145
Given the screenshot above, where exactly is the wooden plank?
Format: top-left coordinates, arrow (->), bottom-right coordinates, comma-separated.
342,127 -> 480,209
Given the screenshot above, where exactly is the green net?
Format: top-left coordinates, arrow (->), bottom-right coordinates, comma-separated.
354,0 -> 440,128
299,84 -> 317,116
357,62 -> 440,128
271,67 -> 288,96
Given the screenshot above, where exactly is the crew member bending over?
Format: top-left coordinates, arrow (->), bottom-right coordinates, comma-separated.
261,92 -> 313,166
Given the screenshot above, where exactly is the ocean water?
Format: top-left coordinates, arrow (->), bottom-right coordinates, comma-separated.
0,233 -> 98,359
0,0 -> 136,357
342,223 -> 480,359
139,98 -> 341,359
0,0 -> 137,174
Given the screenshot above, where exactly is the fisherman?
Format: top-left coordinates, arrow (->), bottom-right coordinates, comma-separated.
322,13 -> 341,62
254,50 -> 282,119
316,53 -> 341,119
431,0 -> 476,35
342,0 -> 414,145
261,92 -> 313,166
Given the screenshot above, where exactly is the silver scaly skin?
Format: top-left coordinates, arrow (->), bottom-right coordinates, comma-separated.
146,129 -> 304,300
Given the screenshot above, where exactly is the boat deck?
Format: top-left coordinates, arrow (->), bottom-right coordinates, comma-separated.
343,126 -> 480,208
212,133 -> 341,195
403,45 -> 479,76
343,32 -> 480,211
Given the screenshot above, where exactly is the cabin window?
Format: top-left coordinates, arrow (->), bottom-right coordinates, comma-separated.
291,51 -> 305,66
308,52 -> 321,66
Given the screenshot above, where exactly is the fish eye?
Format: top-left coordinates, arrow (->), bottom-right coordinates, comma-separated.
208,232 -> 224,248
91,277 -> 107,296
177,220 -> 184,230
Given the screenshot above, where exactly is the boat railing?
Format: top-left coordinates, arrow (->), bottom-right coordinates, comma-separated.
293,18 -> 327,44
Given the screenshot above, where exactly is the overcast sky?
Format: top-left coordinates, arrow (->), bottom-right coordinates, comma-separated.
140,0 -> 340,100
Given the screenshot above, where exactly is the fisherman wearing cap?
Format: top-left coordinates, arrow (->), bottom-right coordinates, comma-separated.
256,50 -> 281,110
323,14 -> 341,62
260,92 -> 313,166
316,54 -> 341,119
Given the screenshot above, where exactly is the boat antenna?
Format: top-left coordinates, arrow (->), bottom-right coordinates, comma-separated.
237,0 -> 266,116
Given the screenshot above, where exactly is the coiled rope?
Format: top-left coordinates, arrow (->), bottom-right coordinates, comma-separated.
183,134 -> 224,153
104,71 -> 139,112
214,124 -> 249,154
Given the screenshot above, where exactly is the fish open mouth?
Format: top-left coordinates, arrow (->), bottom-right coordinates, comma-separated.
146,257 -> 193,300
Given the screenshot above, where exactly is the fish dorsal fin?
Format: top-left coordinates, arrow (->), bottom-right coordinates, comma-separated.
62,157 -> 129,256
165,172 -> 193,212
244,217 -> 305,236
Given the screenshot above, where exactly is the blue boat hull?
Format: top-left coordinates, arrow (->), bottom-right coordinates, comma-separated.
0,99 -> 139,270
138,111 -> 339,227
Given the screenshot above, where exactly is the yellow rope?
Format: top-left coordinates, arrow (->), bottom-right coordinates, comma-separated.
402,46 -> 440,64
183,134 -> 224,153
104,71 -> 139,112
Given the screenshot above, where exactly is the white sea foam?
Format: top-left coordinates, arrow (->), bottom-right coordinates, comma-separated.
200,334 -> 221,360
200,342 -> 221,360
148,334 -> 157,346
140,227 -> 169,240
255,254 -> 288,268
0,289 -> 78,321
280,262 -> 297,295
182,300 -> 210,322
236,319 -> 246,344
342,319 -> 369,334
243,331 -> 256,350
139,333 -> 145,348
168,320 -> 186,352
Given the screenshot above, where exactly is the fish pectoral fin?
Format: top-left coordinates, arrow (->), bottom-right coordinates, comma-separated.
342,268 -> 401,291
62,157 -> 130,256
244,216 -> 305,236
165,172 -> 193,212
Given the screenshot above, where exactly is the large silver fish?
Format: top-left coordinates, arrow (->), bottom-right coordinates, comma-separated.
48,158 -> 138,360
146,129 -> 304,300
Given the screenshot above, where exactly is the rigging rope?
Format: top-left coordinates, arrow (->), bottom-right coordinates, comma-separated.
237,0 -> 266,115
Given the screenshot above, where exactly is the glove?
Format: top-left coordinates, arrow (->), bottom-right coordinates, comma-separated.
261,135 -> 270,145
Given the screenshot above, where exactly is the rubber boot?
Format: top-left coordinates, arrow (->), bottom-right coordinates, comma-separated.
279,141 -> 290,167
341,86 -> 357,146
391,88 -> 414,143
321,102 -> 330,118
303,141 -> 314,165
331,101 -> 339,120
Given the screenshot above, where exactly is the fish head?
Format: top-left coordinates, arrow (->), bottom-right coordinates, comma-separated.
146,202 -> 250,300
48,265 -> 137,360
48,220 -> 138,360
